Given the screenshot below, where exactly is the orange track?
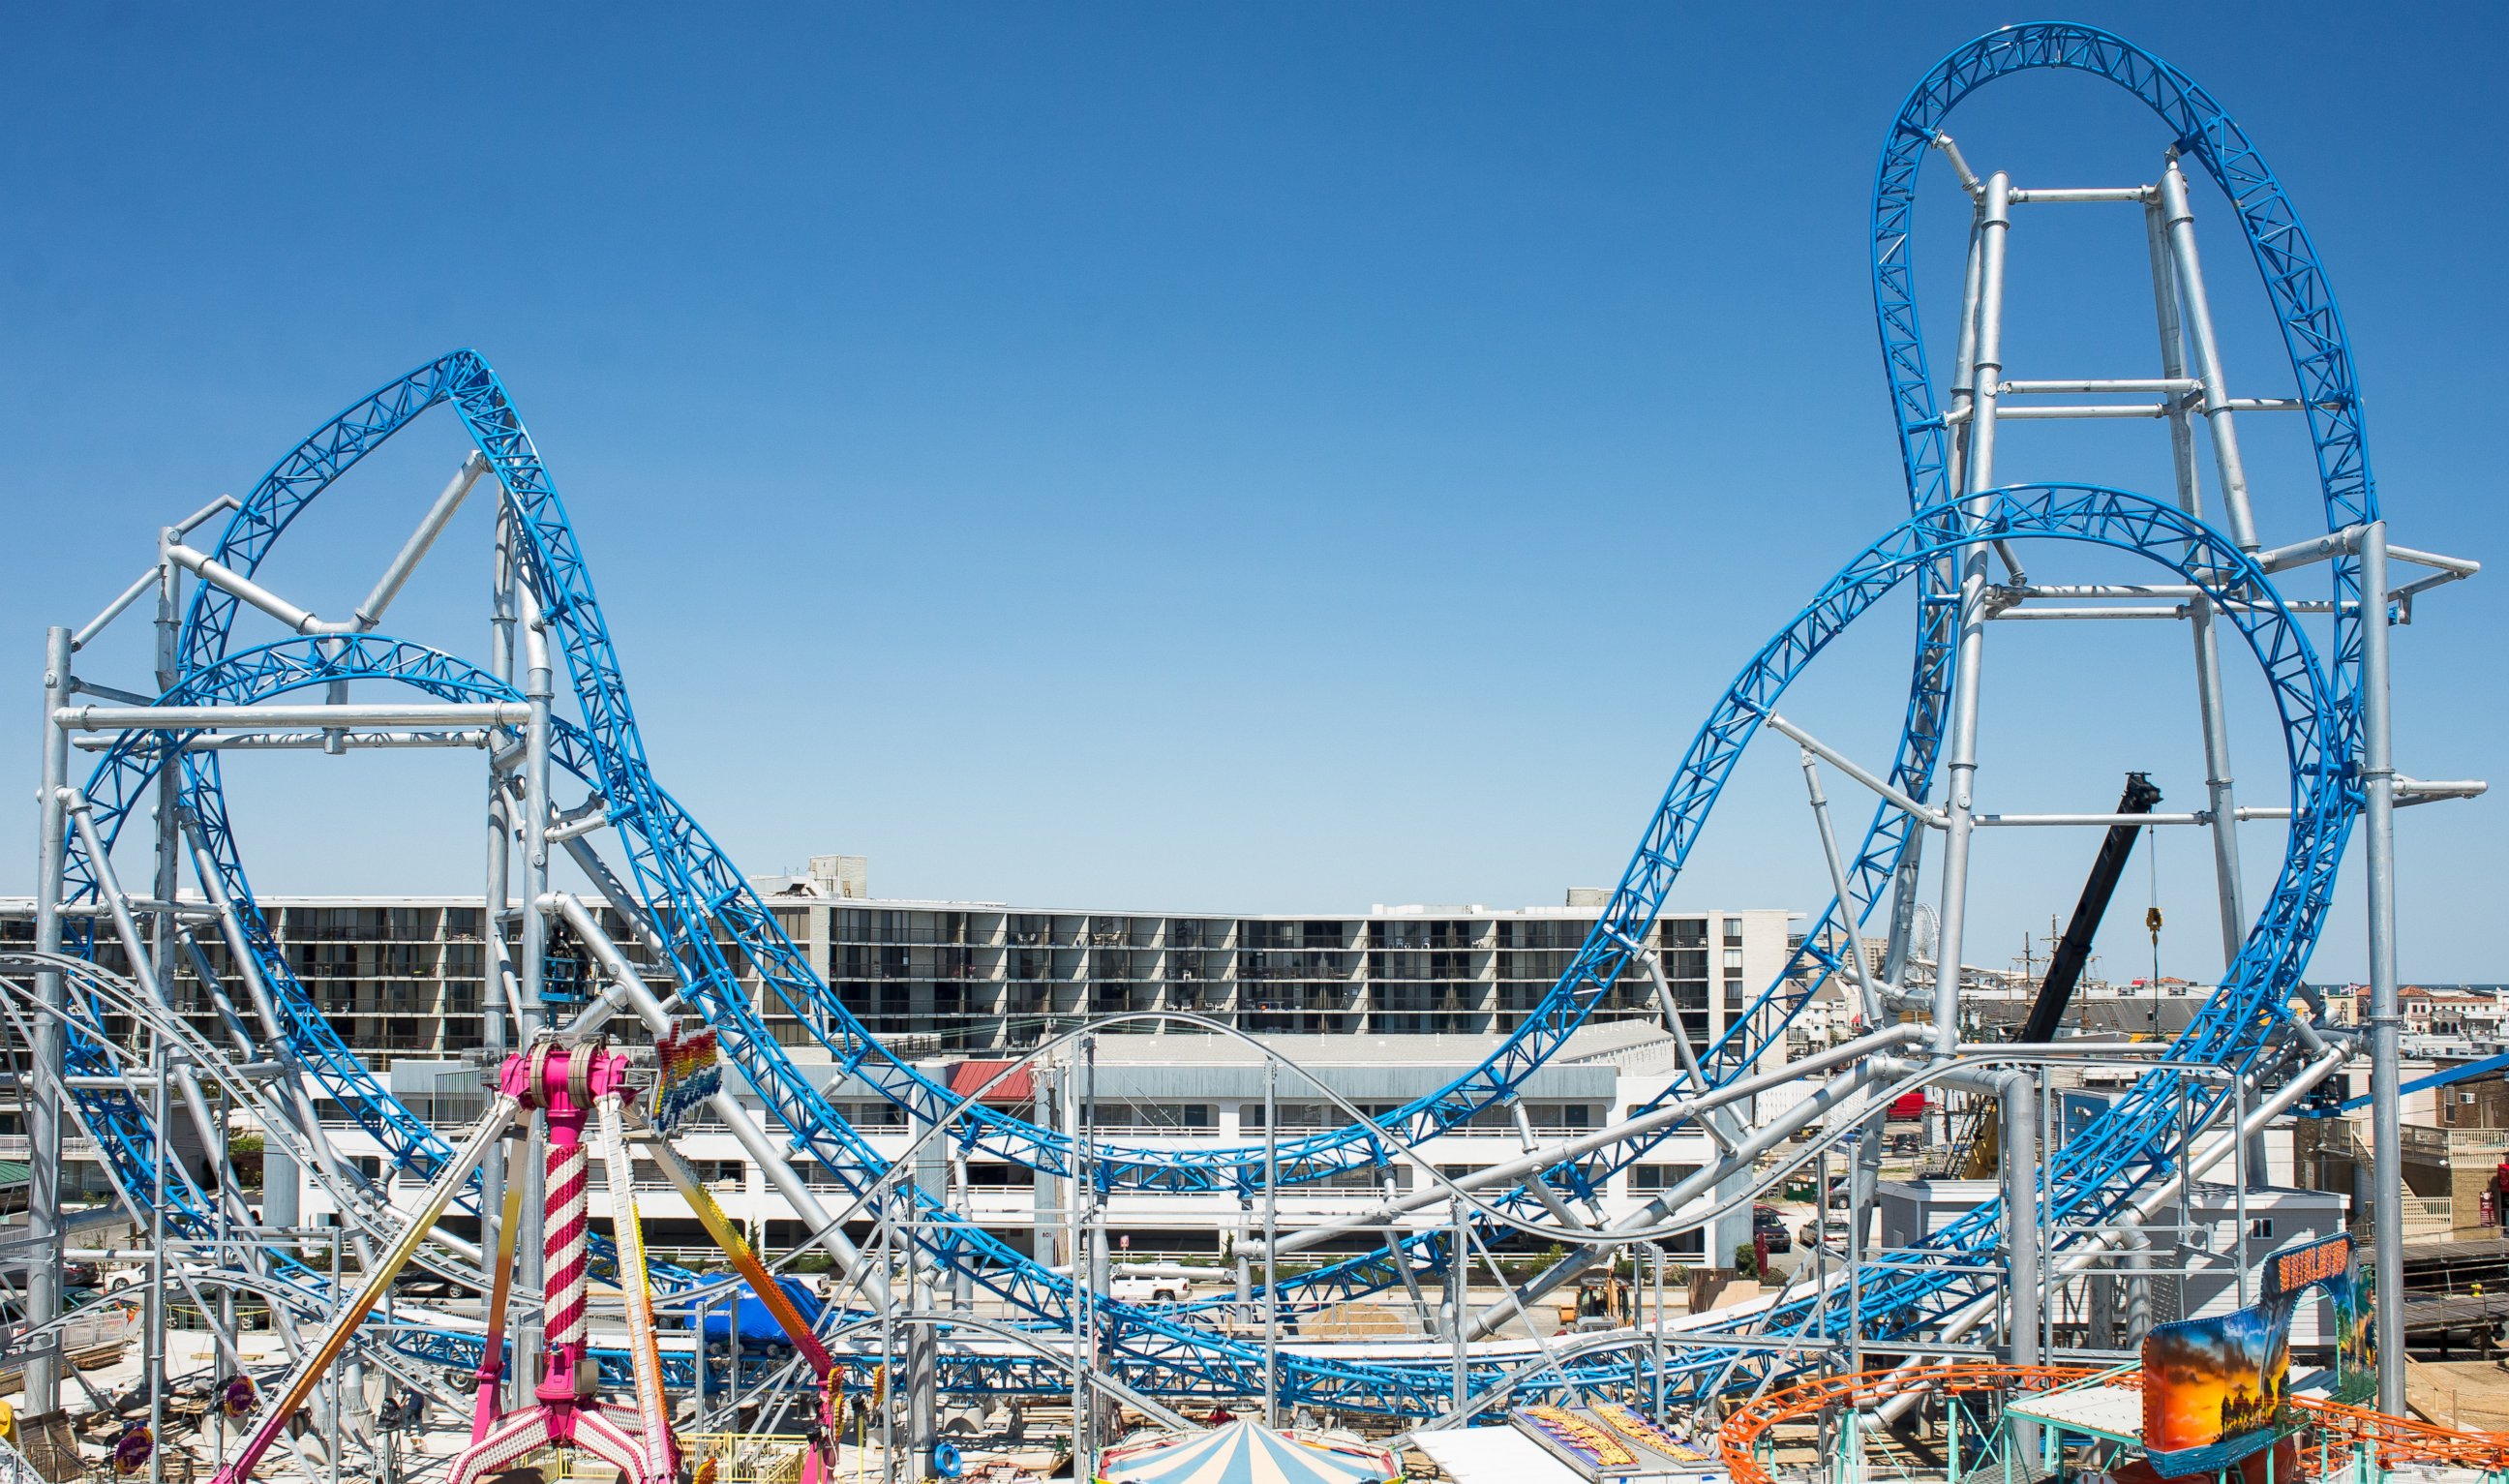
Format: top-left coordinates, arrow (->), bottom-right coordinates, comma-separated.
1715,1364 -> 2509,1484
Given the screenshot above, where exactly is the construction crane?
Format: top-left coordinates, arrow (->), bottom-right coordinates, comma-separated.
1963,773 -> 2163,1177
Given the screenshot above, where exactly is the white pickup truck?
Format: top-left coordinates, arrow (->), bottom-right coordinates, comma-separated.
1106,1269 -> 1196,1306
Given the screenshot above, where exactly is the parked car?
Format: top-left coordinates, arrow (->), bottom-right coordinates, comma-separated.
1751,1208 -> 1793,1254
1799,1214 -> 1859,1251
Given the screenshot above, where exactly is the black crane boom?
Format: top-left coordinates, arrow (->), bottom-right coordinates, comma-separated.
2019,771 -> 2163,1044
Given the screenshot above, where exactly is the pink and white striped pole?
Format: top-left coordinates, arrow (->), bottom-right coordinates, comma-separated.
543,1139 -> 589,1365
499,1041 -> 627,1406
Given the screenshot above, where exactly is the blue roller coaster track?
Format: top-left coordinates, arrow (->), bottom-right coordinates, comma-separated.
56,21 -> 2391,1416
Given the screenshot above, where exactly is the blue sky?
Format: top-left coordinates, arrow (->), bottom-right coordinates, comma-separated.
1,4 -> 2500,985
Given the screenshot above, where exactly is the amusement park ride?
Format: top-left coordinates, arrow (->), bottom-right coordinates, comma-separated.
0,18 -> 2497,1484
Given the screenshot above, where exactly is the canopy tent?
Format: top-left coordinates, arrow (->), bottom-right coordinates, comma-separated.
1096,1418 -> 1400,1484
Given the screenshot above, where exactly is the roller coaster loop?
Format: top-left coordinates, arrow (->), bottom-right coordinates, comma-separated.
46,18 -> 2415,1420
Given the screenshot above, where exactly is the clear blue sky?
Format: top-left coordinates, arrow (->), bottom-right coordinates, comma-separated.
1,4 -> 2500,986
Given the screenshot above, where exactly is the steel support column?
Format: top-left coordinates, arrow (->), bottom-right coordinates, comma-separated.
2361,522 -> 2403,1412
481,499 -> 515,1403
2146,187 -> 2251,975
24,625 -> 72,1415
1929,169 -> 2013,1054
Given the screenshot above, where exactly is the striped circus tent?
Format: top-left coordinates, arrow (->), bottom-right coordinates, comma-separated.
1096,1419 -> 1401,1484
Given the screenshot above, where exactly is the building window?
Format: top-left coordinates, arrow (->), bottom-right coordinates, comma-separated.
1245,1101 -> 1402,1131
1086,1104 -> 1217,1133
1630,1164 -> 1702,1192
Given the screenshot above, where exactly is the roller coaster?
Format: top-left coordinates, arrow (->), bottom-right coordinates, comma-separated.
1,19 -> 2487,1484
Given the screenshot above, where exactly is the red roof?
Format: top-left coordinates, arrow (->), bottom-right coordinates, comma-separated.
947,1060 -> 1036,1105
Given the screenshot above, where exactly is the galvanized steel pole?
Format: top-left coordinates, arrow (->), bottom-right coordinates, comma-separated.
24,625 -> 72,1415
2361,521 -> 2403,1413
1264,1052 -> 1280,1429
1929,169 -> 2012,1054
2146,188 -> 2252,975
480,500 -> 514,1403
2158,156 -> 2261,551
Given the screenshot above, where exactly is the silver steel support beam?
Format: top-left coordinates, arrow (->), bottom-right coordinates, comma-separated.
556,832 -> 673,965
180,814 -> 377,1247
1930,169 -> 2011,1055
1880,795 -> 1931,1018
2385,542 -> 2482,578
2009,186 -> 2151,203
1975,811 -> 2209,827
151,559 -> 187,1384
1463,1054 -> 1889,1341
353,452 -> 488,629
479,779 -> 514,1377
76,500 -> 230,652
2157,157 -> 2259,549
66,798 -> 246,1194
1517,1171 -> 1590,1233
170,493 -> 240,538
1253,1026 -> 1920,1261
1082,1040 -> 1107,1457
68,678 -> 164,708
1943,200 -> 1986,499
1930,133 -> 1981,197
24,627 -> 71,1414
514,638 -> 553,1395
1997,1070 -> 2041,1453
162,542 -> 327,634
1988,603 -> 2341,620
1950,398 -> 2323,421
1617,939 -> 1738,1153
73,566 -> 165,652
74,500 -> 230,651
544,893 -> 889,1301
74,728 -> 497,752
2144,189 -> 2252,978
2116,1211 -> 2154,1347
1798,751 -> 1887,1025
2008,583 -> 2202,598
1753,710 -> 1946,828
2397,776 -> 2487,803
2361,523 -> 2404,1412
2256,527 -> 2365,573
1384,1232 -> 1433,1337
1959,402 -> 2174,420
545,806 -> 609,842
2003,378 -> 2198,394
49,812 -> 271,1409
2188,577 -> 2249,979
57,702 -> 530,731
518,664 -> 553,1040
1992,582 -> 2341,610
